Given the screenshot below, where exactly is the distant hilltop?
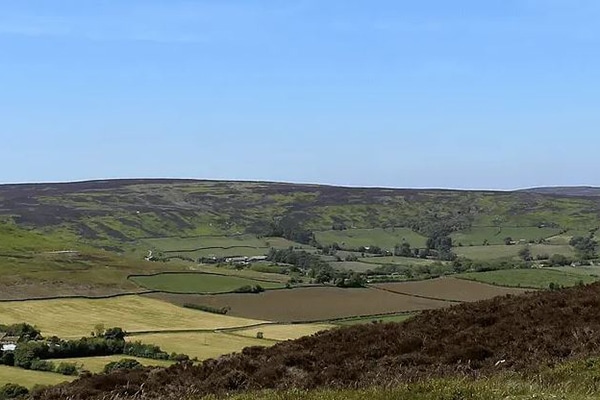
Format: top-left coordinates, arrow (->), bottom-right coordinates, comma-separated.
519,186 -> 600,197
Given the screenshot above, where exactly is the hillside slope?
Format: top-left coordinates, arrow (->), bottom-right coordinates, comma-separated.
1,180 -> 599,249
38,283 -> 600,399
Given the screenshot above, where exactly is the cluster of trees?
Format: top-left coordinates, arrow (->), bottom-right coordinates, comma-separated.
0,324 -> 42,342
570,236 -> 598,259
335,272 -> 366,288
10,337 -> 125,369
426,230 -> 456,261
267,247 -> 367,286
265,220 -> 316,245
267,248 -> 335,283
124,341 -> 189,362
0,326 -> 190,375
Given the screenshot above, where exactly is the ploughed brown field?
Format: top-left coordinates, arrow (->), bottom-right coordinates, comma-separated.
145,287 -> 454,322
373,277 -> 531,302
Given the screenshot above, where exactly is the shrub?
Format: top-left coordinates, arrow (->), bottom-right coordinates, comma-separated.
103,358 -> 143,374
29,359 -> 55,372
56,362 -> 79,376
0,383 -> 28,399
183,303 -> 230,315
170,353 -> 190,362
233,285 -> 264,294
101,327 -> 126,341
0,351 -> 14,366
124,341 -> 169,360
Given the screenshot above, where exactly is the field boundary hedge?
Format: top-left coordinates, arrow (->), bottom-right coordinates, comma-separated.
162,245 -> 266,254
369,285 -> 463,303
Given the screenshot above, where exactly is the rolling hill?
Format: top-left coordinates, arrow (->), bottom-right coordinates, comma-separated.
1,179 -> 599,249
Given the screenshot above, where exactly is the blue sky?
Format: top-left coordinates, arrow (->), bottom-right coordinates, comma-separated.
1,0 -> 599,189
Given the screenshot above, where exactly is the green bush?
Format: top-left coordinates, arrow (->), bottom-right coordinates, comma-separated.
182,303 -> 230,315
103,358 -> 143,374
56,362 -> 79,376
123,341 -> 169,360
233,284 -> 264,293
0,384 -> 28,399
30,359 -> 55,372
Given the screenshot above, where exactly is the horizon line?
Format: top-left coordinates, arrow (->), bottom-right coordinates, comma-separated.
0,177 -> 598,192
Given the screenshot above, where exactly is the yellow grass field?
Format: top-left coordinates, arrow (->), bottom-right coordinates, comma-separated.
0,295 -> 263,337
48,355 -> 174,373
0,366 -> 75,388
129,332 -> 267,361
234,324 -> 335,341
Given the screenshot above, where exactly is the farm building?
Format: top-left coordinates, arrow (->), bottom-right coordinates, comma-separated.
0,333 -> 19,351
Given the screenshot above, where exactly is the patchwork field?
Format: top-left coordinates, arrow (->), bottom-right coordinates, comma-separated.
314,228 -> 428,249
0,366 -> 75,388
130,272 -> 284,293
545,231 -> 595,245
147,287 -> 453,322
454,244 -> 574,260
140,235 -> 298,251
128,332 -> 266,361
140,235 -> 310,258
47,356 -> 174,374
373,277 -> 530,302
458,268 -> 600,289
331,261 -> 381,273
0,295 -> 262,337
450,226 -> 563,246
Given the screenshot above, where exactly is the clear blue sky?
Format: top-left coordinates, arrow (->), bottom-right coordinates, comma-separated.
1,1 -> 599,189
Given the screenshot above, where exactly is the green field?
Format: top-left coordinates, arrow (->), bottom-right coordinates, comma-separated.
361,256 -> 439,267
0,366 -> 75,388
141,235 -> 306,252
331,261 -> 381,273
130,273 -> 284,293
454,244 -> 574,260
47,355 -> 174,374
129,332 -> 267,361
545,231 -> 595,245
450,226 -> 563,246
314,228 -> 427,250
0,295 -> 262,337
550,265 -> 600,277
457,268 -> 599,289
